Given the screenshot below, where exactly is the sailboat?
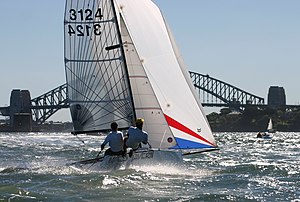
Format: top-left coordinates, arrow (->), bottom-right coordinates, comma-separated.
257,118 -> 275,139
64,0 -> 218,169
267,118 -> 276,133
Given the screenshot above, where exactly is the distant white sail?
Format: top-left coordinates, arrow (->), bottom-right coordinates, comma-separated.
267,119 -> 273,131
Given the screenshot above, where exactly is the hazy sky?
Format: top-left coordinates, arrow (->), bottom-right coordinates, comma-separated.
0,0 -> 299,121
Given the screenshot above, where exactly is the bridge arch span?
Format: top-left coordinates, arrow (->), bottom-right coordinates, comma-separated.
189,71 -> 265,107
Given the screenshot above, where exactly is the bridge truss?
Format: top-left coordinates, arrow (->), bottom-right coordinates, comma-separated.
31,84 -> 69,124
1,71 -> 266,124
189,71 -> 265,107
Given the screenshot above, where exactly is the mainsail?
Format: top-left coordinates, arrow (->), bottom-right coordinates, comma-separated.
64,0 -> 135,133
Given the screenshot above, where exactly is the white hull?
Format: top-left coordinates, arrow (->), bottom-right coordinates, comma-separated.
79,149 -> 183,171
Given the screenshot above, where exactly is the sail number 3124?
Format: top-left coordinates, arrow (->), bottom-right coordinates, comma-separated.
68,8 -> 103,37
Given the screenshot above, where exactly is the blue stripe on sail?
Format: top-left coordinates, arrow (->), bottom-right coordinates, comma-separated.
170,137 -> 215,149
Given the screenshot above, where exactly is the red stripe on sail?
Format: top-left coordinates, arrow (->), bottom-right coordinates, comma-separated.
164,114 -> 215,147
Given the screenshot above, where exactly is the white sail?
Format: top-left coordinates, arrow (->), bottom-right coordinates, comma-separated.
267,119 -> 273,131
115,0 -> 217,149
64,0 -> 135,133
64,0 -> 217,149
118,14 -> 176,149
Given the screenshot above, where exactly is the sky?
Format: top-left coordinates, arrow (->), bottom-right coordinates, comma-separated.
0,0 -> 299,121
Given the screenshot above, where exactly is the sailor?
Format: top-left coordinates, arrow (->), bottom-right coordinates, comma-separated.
101,122 -> 124,156
124,118 -> 149,156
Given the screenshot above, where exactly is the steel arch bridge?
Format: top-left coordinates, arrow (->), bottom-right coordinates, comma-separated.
31,84 -> 69,124
0,71 -> 265,124
189,71 -> 264,107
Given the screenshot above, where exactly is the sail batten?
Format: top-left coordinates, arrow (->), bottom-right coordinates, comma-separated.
65,58 -> 121,63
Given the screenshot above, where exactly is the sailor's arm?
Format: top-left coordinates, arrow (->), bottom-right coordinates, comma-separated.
101,136 -> 109,150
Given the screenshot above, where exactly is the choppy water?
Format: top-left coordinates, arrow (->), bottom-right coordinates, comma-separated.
0,132 -> 299,201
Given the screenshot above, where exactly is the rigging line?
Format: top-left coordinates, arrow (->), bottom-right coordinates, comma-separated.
87,1 -> 112,70
112,95 -> 132,117
93,115 -> 132,129
78,63 -> 120,122
85,70 -> 133,124
82,27 -> 127,120
65,72 -> 109,125
63,1 -> 70,100
75,2 -> 87,103
97,100 -> 131,121
81,38 -> 100,105
109,59 -> 124,110
101,19 -> 120,105
68,2 -> 87,106
78,1 -> 95,102
66,1 -> 78,104
80,0 -> 99,104
92,100 -> 132,124
78,52 -> 96,112
66,66 -> 96,101
73,0 -> 80,99
71,32 -> 119,121
78,79 -> 131,128
91,19 -> 118,101
76,30 -> 84,98
96,63 -> 130,108
84,34 -> 111,104
82,3 -> 114,113
77,14 -> 90,102
69,1 -> 131,128
82,74 -> 132,125
80,96 -> 127,122
78,63 -> 116,123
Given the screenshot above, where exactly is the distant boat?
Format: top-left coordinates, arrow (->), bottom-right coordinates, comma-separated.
257,118 -> 275,139
64,0 -> 218,169
267,118 -> 276,133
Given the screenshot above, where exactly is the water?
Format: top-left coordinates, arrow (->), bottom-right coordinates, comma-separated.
0,132 -> 299,201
